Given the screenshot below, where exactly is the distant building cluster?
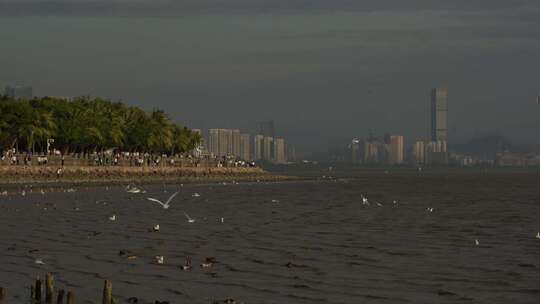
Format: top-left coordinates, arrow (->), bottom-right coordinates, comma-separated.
3,85 -> 32,99
201,121 -> 292,164
350,135 -> 404,165
348,87 -> 449,166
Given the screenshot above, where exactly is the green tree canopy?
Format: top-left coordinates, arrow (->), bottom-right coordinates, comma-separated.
0,95 -> 200,155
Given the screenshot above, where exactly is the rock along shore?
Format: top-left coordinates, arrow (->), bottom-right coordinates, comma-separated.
0,165 -> 298,186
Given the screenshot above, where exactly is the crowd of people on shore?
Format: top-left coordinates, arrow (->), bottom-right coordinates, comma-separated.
0,148 -> 257,168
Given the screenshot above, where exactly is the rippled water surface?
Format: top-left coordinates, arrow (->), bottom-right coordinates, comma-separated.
1,171 -> 540,303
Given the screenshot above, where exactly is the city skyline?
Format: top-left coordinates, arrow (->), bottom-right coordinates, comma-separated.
1,1 -> 539,155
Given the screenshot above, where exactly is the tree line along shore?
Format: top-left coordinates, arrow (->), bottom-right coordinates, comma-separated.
0,96 -> 289,183
0,95 -> 201,155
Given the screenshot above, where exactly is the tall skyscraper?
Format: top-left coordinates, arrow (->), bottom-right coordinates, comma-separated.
240,133 -> 251,161
208,128 -> 237,157
351,139 -> 363,164
208,129 -> 220,157
254,135 -> 264,160
231,129 -> 241,157
263,136 -> 274,161
258,120 -> 275,138
413,141 -> 425,164
389,135 -> 404,165
4,85 -> 32,99
273,138 -> 286,164
431,87 -> 448,142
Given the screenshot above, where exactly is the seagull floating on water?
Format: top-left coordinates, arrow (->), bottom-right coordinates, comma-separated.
180,256 -> 192,270
34,259 -> 45,265
192,193 -> 200,197
155,256 -> 164,265
376,202 -> 383,207
184,212 -> 195,223
426,208 -> 434,212
109,215 -> 116,221
361,196 -> 369,205
475,239 -> 480,246
147,192 -> 179,209
152,224 -> 160,232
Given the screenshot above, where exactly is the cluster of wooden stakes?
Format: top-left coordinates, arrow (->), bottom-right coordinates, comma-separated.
0,273 -> 118,304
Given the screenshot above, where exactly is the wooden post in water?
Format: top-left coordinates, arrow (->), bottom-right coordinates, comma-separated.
102,280 -> 112,304
35,277 -> 43,303
56,289 -> 65,304
31,285 -> 35,302
0,287 -> 5,301
45,273 -> 54,303
66,292 -> 75,304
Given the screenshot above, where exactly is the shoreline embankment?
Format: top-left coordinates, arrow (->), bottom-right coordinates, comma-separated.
0,165 -> 298,187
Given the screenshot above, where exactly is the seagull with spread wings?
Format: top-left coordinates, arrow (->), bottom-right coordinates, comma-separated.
147,191 -> 179,209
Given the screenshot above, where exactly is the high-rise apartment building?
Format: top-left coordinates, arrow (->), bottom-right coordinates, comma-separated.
351,139 -> 363,164
273,138 -> 286,164
231,129 -> 241,157
431,87 -> 448,142
208,129 -> 220,157
263,137 -> 274,161
209,128 -> 240,157
364,141 -> 380,163
221,129 -> 232,157
240,133 -> 251,161
287,145 -> 296,162
254,135 -> 264,160
4,85 -> 32,99
413,141 -> 425,164
389,135 -> 404,165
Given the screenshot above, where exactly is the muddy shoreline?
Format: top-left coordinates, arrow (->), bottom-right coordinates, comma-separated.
0,165 -> 299,188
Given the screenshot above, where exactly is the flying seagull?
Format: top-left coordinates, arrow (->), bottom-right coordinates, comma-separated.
147,192 -> 179,209
184,212 -> 195,223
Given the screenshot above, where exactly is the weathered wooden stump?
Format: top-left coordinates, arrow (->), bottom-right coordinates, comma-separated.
35,277 -> 43,303
66,292 -> 75,304
102,280 -> 112,304
56,289 -> 65,304
45,273 -> 54,303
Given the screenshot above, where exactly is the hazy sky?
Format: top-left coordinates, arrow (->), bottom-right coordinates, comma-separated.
1,0 -> 540,153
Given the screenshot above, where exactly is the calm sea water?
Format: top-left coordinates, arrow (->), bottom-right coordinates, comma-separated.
1,170 -> 539,303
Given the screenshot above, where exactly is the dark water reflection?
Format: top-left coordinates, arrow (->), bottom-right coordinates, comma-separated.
1,171 -> 539,303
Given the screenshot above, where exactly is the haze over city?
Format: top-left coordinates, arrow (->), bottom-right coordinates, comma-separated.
3,2 -> 540,304
1,0 -> 540,156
